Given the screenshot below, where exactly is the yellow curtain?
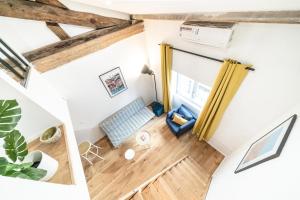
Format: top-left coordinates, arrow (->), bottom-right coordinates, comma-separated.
160,44 -> 173,112
192,60 -> 249,141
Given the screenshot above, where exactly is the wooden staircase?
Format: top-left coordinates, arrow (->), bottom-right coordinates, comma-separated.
120,155 -> 212,200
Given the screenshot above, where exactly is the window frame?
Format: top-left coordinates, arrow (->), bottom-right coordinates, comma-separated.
175,72 -> 211,109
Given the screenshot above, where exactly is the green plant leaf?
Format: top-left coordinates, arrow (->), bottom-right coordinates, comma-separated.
0,100 -> 21,138
5,167 -> 47,181
0,157 -> 9,175
0,157 -> 46,181
3,130 -> 28,162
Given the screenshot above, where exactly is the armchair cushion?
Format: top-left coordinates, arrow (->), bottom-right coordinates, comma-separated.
172,113 -> 188,125
179,118 -> 196,131
178,105 -> 194,120
167,108 -> 178,119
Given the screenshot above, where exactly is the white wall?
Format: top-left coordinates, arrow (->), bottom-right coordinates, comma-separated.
207,102 -> 300,200
42,32 -> 154,144
144,20 -> 300,155
0,78 -> 60,143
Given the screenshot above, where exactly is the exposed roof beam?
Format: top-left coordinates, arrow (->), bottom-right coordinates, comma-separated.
46,22 -> 70,40
35,0 -> 67,9
132,10 -> 300,24
23,21 -> 144,73
35,0 -> 70,40
0,0 -> 128,28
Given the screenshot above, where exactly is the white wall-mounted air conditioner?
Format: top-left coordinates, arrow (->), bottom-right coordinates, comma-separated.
179,22 -> 234,48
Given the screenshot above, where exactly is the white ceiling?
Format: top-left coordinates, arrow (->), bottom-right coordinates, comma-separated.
68,0 -> 300,14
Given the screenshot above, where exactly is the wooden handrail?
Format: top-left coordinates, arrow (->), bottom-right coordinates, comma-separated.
119,155 -> 189,200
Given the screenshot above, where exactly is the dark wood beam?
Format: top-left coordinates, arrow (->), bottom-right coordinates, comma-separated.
132,10 -> 300,24
46,22 -> 70,40
23,21 -> 144,73
35,0 -> 70,40
35,0 -> 67,9
183,21 -> 235,29
0,0 -> 128,28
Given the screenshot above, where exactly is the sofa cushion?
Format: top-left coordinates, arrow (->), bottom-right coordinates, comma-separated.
178,105 -> 194,120
101,97 -> 146,130
99,98 -> 154,147
172,113 -> 188,125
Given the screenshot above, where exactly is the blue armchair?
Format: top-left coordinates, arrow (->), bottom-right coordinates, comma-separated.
166,104 -> 197,137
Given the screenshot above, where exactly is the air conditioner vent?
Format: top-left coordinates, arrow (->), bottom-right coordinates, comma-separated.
179,22 -> 235,48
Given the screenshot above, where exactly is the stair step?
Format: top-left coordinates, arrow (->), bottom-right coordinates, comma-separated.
156,177 -> 179,200
142,183 -> 164,200
163,171 -> 187,200
130,191 -> 144,200
148,183 -> 163,199
181,159 -> 208,186
169,166 -> 200,200
177,162 -> 206,191
185,157 -> 210,182
142,185 -> 155,200
200,177 -> 212,200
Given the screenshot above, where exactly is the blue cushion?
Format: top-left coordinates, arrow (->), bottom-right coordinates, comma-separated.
178,105 -> 193,120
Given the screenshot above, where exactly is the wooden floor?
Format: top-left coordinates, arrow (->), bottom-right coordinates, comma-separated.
28,126 -> 73,185
84,115 -> 224,200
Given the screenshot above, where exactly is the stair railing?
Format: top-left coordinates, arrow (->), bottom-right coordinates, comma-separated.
0,38 -> 31,87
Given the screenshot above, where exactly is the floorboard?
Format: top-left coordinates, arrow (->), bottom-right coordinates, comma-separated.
28,125 -> 73,185
84,115 -> 224,200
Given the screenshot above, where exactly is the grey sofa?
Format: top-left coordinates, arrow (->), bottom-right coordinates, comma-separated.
99,97 -> 155,147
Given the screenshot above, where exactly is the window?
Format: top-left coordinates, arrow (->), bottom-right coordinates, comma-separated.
175,72 -> 211,108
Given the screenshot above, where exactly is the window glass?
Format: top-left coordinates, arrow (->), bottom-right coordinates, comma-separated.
175,72 -> 211,108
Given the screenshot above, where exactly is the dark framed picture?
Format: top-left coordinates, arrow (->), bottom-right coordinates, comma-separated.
99,67 -> 127,98
235,114 -> 297,174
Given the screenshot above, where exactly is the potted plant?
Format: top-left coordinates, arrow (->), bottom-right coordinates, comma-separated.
24,150 -> 58,181
0,99 -> 58,181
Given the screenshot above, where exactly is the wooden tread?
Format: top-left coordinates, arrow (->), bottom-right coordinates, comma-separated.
130,191 -> 144,200
125,156 -> 212,200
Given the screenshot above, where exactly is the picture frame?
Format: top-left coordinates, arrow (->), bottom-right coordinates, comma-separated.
235,114 -> 297,174
99,67 -> 127,98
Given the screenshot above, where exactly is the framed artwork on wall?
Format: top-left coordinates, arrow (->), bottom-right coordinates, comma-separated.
99,67 -> 127,98
235,114 -> 297,174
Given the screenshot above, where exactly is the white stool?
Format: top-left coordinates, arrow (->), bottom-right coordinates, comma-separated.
78,141 -> 104,165
124,148 -> 135,160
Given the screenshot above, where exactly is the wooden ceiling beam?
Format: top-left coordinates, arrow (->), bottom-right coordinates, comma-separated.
35,0 -> 67,9
132,10 -> 300,24
35,0 -> 70,40
0,0 -> 128,28
46,22 -> 70,40
23,21 -> 144,73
